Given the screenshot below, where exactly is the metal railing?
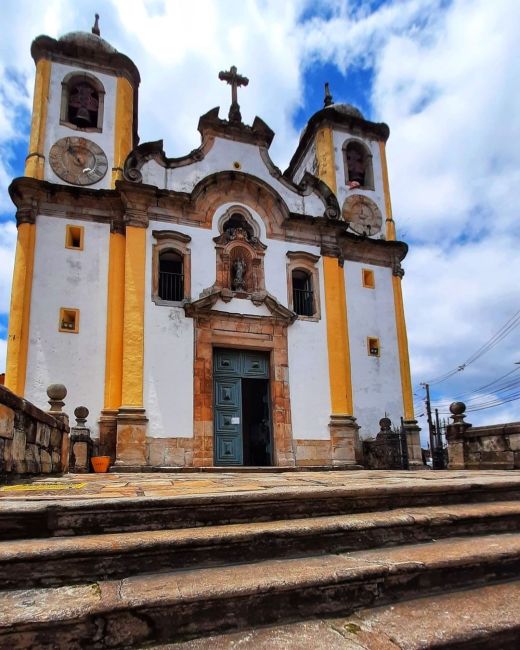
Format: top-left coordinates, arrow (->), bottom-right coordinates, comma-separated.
293,288 -> 314,317
159,271 -> 184,301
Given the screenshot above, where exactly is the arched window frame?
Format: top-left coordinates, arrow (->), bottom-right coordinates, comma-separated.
286,251 -> 321,321
343,138 -> 374,190
152,230 -> 191,306
60,71 -> 106,133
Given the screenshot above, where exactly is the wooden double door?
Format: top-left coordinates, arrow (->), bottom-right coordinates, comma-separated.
213,348 -> 272,466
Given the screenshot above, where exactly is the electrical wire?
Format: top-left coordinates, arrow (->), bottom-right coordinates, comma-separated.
423,308 -> 520,386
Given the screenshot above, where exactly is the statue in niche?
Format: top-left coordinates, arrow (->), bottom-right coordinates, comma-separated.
232,257 -> 246,291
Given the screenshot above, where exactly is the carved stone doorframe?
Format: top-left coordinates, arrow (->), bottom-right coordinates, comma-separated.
191,311 -> 296,467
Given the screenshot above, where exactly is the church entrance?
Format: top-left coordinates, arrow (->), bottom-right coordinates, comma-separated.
213,348 -> 272,466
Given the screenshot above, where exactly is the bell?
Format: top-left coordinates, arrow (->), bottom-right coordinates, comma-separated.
75,107 -> 92,125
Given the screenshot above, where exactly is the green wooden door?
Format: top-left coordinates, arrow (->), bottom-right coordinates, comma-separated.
213,348 -> 269,466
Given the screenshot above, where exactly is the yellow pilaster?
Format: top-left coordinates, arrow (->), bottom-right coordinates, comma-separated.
5,223 -> 36,395
25,59 -> 51,180
315,127 -> 336,192
120,225 -> 146,407
111,77 -> 134,187
379,141 -> 396,241
323,256 -> 354,415
103,231 -> 126,410
392,274 -> 414,420
379,143 -> 414,419
315,126 -> 354,416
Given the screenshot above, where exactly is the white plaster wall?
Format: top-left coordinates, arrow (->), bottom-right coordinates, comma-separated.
43,62 -> 117,190
332,130 -> 387,237
144,220 -> 197,439
139,136 -> 325,217
293,140 -> 317,185
25,215 -> 109,436
145,207 -> 331,441
264,237 -> 331,441
344,261 -> 404,438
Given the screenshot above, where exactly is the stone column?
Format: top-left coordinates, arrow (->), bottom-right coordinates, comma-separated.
329,415 -> 361,468
402,418 -> 424,469
69,406 -> 93,473
46,384 -> 70,473
446,401 -> 471,470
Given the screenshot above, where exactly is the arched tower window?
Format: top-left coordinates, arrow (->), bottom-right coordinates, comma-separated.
60,72 -> 105,132
159,250 -> 184,301
343,140 -> 374,190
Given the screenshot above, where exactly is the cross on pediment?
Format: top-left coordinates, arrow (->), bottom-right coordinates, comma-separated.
219,65 -> 249,123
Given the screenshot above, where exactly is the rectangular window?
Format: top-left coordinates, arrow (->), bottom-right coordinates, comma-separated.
362,268 -> 375,289
65,225 -> 84,250
367,336 -> 380,357
59,308 -> 80,333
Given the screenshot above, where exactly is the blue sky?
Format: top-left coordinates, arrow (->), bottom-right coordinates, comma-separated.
0,0 -> 519,436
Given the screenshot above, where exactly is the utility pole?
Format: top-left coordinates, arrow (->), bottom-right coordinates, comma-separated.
421,383 -> 436,468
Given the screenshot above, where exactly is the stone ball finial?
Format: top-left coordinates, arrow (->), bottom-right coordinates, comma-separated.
74,405 -> 89,428
379,417 -> 392,430
449,402 -> 466,416
47,383 -> 67,413
74,406 -> 89,419
47,384 -> 67,401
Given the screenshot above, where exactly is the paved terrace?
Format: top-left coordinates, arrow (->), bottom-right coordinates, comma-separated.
1,469 -> 519,502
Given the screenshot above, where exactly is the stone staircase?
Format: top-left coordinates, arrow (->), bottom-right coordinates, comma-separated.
1,476 -> 520,649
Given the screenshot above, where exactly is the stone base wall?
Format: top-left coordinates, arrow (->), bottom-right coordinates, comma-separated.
146,437 -> 193,467
0,385 -> 69,478
462,422 -> 520,470
294,439 -> 331,466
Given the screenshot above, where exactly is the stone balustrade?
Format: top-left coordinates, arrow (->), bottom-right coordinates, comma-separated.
446,401 -> 520,470
0,384 -> 70,477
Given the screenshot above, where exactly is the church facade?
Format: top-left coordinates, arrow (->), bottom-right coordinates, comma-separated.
5,21 -> 421,469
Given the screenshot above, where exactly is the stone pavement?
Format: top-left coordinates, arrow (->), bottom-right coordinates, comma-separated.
1,468 -> 519,501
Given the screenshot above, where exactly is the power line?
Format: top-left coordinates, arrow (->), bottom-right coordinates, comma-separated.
448,366 -> 520,400
423,308 -> 520,386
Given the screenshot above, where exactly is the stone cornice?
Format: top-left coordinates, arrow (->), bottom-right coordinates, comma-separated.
31,35 -> 140,87
184,288 -> 296,324
124,138 -> 215,182
198,107 -> 274,148
8,177 -> 408,265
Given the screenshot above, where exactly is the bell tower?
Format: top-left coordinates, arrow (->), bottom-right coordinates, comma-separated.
25,14 -> 140,189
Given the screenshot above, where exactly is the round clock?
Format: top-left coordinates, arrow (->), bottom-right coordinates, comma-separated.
342,195 -> 383,236
49,137 -> 108,186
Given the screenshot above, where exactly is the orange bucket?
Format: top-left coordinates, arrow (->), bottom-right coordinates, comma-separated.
91,456 -> 111,473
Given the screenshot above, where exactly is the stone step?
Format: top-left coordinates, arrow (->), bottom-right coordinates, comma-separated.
3,476 -> 520,540
164,579 -> 520,649
1,501 -> 520,590
1,533 -> 519,649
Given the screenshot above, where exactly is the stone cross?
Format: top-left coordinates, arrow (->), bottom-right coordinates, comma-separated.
219,65 -> 249,123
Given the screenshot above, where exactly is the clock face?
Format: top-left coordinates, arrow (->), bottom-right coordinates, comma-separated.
49,137 -> 108,186
342,196 -> 383,236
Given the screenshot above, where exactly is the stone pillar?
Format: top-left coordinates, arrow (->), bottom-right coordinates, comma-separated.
46,383 -> 69,473
402,418 -> 424,469
115,190 -> 151,469
69,406 -> 93,473
329,415 -> 362,468
446,401 -> 471,470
